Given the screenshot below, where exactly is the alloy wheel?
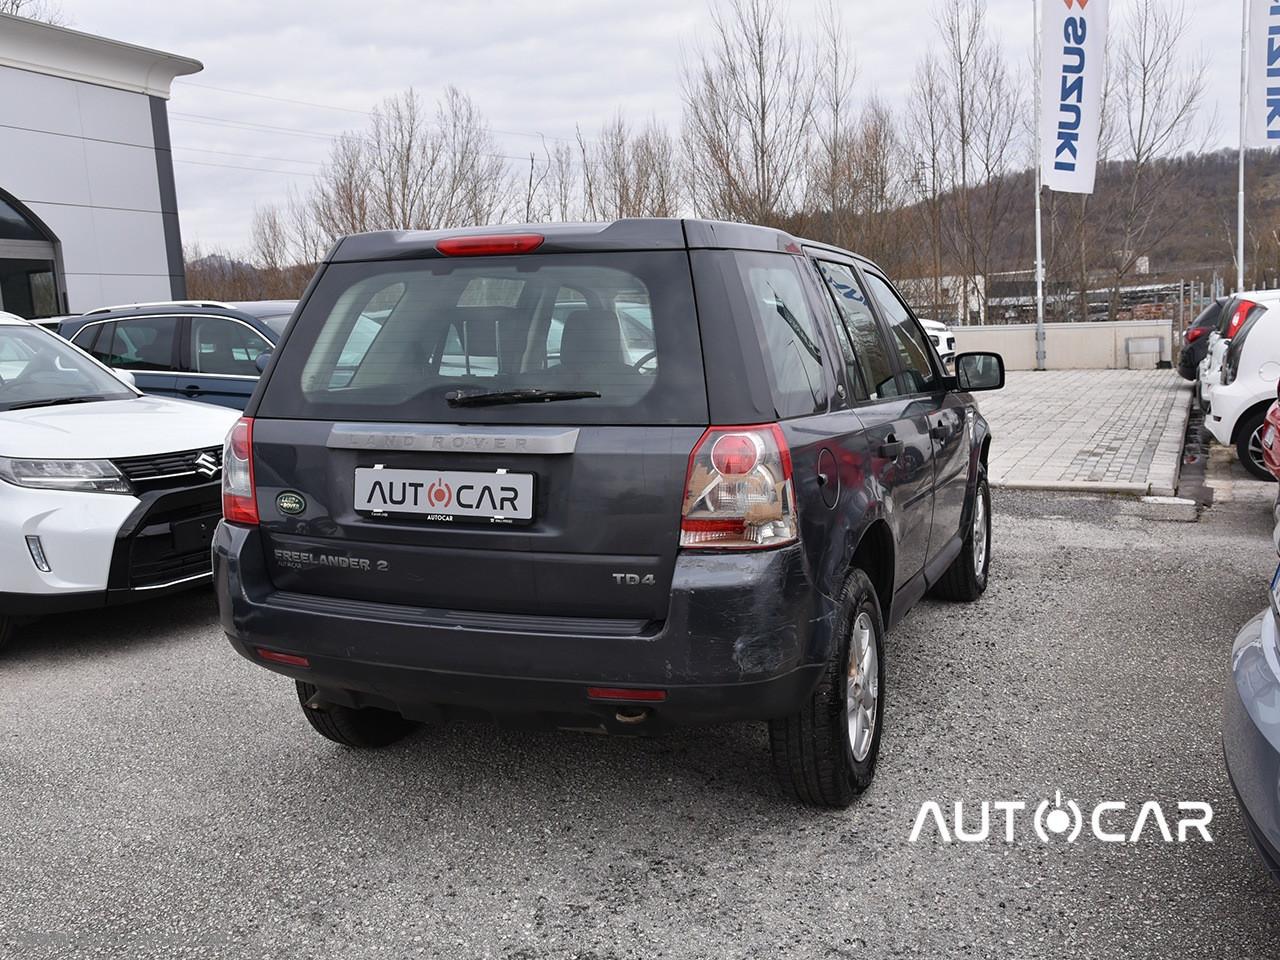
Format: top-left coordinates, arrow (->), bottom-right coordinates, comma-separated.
846,611 -> 879,763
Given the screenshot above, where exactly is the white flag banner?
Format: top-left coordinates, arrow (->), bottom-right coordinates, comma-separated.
1039,0 -> 1109,194
1246,2 -> 1280,147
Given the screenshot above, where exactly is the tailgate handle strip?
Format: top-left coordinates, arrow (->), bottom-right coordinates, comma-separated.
326,424 -> 579,455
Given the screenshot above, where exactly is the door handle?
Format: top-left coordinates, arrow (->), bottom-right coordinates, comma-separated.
879,436 -> 903,459
181,384 -> 202,396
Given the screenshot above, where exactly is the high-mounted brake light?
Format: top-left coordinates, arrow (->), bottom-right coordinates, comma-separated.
222,416 -> 258,525
680,424 -> 796,550
435,234 -> 544,257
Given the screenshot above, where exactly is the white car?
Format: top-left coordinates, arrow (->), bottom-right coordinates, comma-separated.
919,318 -> 955,367
0,313 -> 238,649
1204,297 -> 1280,479
1198,291 -> 1280,413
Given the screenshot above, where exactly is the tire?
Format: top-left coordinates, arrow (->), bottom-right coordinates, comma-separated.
932,467 -> 992,602
0,616 -> 12,653
1235,409 -> 1276,482
295,681 -> 417,748
769,569 -> 885,808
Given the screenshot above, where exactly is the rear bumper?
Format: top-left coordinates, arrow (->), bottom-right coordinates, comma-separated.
214,522 -> 828,729
1223,608 -> 1280,880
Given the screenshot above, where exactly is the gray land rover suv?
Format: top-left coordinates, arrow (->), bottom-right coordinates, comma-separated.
213,219 -> 1003,807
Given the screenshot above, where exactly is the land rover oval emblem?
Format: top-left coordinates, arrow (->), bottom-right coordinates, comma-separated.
276,491 -> 306,515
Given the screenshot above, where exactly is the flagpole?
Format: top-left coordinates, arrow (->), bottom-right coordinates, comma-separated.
1238,0 -> 1249,292
1034,0 -> 1046,370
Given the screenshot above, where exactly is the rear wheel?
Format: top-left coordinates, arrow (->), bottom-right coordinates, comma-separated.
1235,409 -> 1276,481
0,616 -> 12,653
769,569 -> 884,808
932,467 -> 992,601
295,681 -> 417,748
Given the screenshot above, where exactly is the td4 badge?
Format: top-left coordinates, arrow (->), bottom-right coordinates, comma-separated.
612,573 -> 656,586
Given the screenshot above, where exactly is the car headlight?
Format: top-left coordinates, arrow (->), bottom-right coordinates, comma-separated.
0,457 -> 133,494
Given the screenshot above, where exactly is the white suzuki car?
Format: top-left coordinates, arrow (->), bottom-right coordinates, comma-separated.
1198,291 -> 1280,414
919,318 -> 955,367
1205,297 -> 1280,479
0,313 -> 238,649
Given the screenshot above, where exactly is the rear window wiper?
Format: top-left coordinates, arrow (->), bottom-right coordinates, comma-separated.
446,388 -> 602,408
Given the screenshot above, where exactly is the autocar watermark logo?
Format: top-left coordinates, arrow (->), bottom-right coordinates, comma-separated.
908,790 -> 1213,844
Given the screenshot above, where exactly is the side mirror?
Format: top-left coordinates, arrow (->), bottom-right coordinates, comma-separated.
954,352 -> 1005,392
254,351 -> 273,374
113,368 -> 137,389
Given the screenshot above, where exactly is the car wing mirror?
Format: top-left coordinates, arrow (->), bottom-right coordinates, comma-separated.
954,352 -> 1005,392
254,350 -> 272,374
113,368 -> 137,389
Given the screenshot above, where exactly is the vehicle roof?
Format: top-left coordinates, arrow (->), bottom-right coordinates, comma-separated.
326,218 -> 881,272
57,302 -> 279,339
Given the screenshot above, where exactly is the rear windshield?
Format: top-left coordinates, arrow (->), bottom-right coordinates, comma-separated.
256,251 -> 707,425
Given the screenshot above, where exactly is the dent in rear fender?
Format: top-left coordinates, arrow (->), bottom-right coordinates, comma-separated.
668,546 -> 817,679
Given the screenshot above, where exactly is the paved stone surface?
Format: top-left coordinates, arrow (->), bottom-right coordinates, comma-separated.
2,484 -> 1279,958
979,370 -> 1191,495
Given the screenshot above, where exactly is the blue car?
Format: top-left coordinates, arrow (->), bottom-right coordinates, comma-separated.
57,300 -> 296,410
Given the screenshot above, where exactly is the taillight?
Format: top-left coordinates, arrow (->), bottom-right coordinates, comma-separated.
680,424 -> 796,550
435,234 -> 544,256
1227,300 -> 1255,339
222,416 -> 258,525
1185,326 -> 1206,344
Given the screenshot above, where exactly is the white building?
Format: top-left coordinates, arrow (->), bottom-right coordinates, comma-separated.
0,14 -> 200,318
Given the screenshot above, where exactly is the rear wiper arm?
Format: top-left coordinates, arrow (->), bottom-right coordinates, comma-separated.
446,388 -> 601,408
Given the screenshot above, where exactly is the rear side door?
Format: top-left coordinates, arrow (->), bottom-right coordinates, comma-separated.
178,315 -> 270,409
812,258 -> 934,591
861,268 -> 969,563
83,316 -> 180,396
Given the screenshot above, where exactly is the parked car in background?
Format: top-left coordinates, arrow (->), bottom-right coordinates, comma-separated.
1205,294 -> 1280,480
1223,486 -> 1280,880
57,300 -> 296,409
1198,292 -> 1280,413
919,318 -> 955,367
1178,297 -> 1227,381
213,218 -> 1004,809
0,312 -> 237,651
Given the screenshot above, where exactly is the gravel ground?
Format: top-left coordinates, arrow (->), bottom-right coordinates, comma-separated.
1,487 -> 1278,959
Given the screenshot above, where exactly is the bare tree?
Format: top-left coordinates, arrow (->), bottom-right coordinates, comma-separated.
1105,0 -> 1206,312
0,0 -> 68,24
579,113 -> 681,220
932,0 -> 1024,323
905,55 -> 949,318
807,0 -> 858,247
680,0 -> 815,227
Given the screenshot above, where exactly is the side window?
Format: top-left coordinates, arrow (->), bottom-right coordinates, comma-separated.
815,261 -> 899,401
77,322 -> 111,361
862,272 -> 936,393
190,317 -> 270,376
106,317 -> 178,371
736,252 -> 827,418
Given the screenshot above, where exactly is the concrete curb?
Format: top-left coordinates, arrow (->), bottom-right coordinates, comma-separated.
1148,382 -> 1194,497
991,479 -> 1151,495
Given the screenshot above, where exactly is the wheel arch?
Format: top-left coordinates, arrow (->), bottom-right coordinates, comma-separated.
1230,398 -> 1276,445
849,519 -> 894,628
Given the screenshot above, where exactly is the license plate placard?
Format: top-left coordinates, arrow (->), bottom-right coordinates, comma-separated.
354,468 -> 534,523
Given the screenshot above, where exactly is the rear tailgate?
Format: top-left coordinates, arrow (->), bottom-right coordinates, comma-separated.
248,242 -> 708,624
253,420 -> 700,620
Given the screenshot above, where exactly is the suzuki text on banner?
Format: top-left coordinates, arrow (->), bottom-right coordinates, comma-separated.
1247,2 -> 1280,146
1040,0 -> 1109,195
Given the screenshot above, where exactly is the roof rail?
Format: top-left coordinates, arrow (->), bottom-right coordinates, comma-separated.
82,300 -> 236,316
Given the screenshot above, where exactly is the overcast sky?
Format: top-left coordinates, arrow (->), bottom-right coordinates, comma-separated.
61,0 -> 1245,253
